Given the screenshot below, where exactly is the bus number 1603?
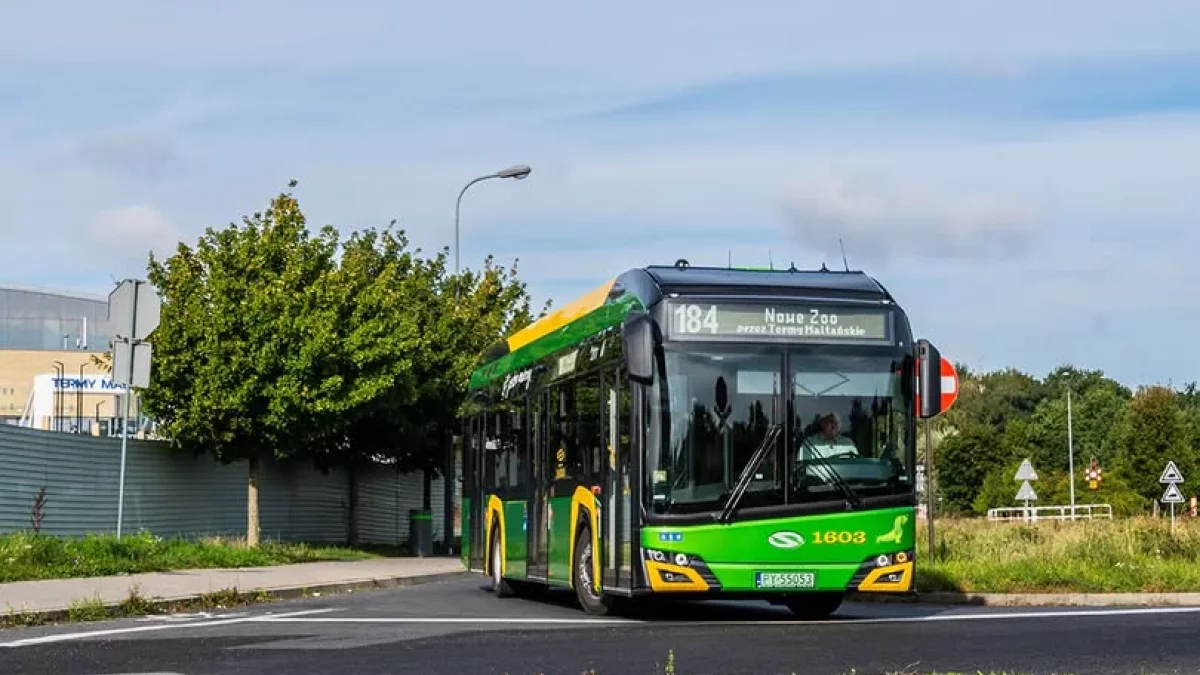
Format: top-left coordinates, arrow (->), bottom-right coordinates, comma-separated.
674,304 -> 719,334
812,530 -> 866,545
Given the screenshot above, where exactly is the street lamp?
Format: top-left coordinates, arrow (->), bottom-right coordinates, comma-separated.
445,163 -> 530,557
454,164 -> 532,277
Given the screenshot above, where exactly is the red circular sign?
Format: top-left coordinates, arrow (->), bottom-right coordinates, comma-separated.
915,355 -> 959,417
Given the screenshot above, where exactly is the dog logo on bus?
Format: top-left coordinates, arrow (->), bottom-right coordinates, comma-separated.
767,531 -> 805,549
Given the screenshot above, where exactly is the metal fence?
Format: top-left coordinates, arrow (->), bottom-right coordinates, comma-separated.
0,424 -> 450,547
986,503 -> 1114,522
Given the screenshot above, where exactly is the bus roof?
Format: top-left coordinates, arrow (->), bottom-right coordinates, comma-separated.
467,261 -> 896,390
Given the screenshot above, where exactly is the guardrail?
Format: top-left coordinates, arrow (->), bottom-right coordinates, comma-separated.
986,504 -> 1113,522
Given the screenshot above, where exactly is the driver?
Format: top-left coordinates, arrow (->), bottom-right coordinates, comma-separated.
799,412 -> 859,460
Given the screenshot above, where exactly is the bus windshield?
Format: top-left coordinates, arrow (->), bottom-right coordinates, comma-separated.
646,344 -> 914,518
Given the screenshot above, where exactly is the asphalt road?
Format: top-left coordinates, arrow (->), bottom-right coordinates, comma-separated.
3,575 -> 1199,675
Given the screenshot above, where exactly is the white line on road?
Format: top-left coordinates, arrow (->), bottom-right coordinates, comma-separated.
0,608 -> 337,648
248,605 -> 1200,627
872,606 -> 1200,622
717,605 -> 1200,626
6,604 -> 1197,647
253,616 -> 641,624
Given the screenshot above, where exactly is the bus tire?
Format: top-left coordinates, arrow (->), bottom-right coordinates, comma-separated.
784,591 -> 844,620
573,525 -> 614,615
489,520 -> 514,598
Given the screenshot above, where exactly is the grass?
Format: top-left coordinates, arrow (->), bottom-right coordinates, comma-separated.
917,516 -> 1200,594
2,584 -> 280,628
0,530 -> 386,584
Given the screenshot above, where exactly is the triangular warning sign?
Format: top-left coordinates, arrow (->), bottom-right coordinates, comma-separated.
1160,461 -> 1184,484
1014,459 -> 1038,482
1161,482 -> 1185,504
1015,480 -> 1038,502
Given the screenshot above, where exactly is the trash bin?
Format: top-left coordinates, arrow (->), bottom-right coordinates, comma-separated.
408,509 -> 433,557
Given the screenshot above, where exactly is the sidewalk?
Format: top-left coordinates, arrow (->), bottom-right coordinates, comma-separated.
1,556 -> 469,617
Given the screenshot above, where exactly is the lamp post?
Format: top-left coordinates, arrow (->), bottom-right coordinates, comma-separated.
453,164 -> 531,277
446,163 -> 530,556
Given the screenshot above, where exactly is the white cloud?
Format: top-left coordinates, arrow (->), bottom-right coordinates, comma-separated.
5,1 -> 1200,94
3,1 -> 1200,388
776,169 -> 1047,263
86,205 -> 181,274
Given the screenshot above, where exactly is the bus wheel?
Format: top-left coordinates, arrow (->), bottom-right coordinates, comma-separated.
573,526 -> 614,615
490,522 -> 514,598
784,592 -> 844,620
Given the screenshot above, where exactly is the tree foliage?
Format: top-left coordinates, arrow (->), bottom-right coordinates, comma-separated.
1114,386 -> 1195,505
928,359 -> 1198,517
136,184 -> 541,543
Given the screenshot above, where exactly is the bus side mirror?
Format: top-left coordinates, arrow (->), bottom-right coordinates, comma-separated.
623,311 -> 657,384
917,338 -> 942,420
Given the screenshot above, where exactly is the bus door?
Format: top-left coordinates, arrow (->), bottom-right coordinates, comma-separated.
466,412 -> 486,572
526,389 -> 550,579
602,369 -> 634,590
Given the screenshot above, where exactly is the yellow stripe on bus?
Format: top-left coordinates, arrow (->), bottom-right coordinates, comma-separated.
505,278 -> 616,353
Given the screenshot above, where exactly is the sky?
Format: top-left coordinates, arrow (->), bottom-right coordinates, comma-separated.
3,1 -> 1200,389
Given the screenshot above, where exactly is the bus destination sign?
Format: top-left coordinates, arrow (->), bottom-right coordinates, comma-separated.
666,301 -> 890,343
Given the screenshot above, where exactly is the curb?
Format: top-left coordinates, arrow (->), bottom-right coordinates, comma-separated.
848,591 -> 1200,607
2,570 -> 473,627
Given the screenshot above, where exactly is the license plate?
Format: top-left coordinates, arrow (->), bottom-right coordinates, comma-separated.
754,571 -> 816,589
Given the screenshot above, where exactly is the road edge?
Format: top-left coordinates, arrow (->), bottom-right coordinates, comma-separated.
1,570 -> 473,628
848,590 -> 1200,607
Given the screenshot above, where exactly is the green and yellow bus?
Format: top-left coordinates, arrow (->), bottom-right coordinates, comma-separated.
459,261 -> 949,617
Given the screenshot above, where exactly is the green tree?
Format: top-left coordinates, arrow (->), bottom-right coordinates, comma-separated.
140,186 -> 543,545
142,186 -> 349,546
945,367 -> 1046,433
333,238 -> 543,476
972,458 -> 1024,514
936,422 -> 1007,514
1026,376 -> 1130,473
1114,385 -> 1194,507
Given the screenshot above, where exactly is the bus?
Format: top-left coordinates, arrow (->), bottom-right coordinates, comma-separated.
458,260 -> 949,618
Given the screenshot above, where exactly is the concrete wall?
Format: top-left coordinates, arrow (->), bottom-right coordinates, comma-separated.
0,424 -> 447,547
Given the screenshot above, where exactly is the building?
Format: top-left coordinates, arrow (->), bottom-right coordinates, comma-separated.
0,284 -> 128,432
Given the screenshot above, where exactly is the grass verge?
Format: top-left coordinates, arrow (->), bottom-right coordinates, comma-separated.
915,516 -> 1200,594
2,585 -> 280,628
0,531 -> 389,583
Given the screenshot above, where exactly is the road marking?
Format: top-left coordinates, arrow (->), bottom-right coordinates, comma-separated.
5,604 -> 1196,647
866,606 -> 1200,623
721,606 -> 1200,626
250,605 -> 1200,627
0,608 -> 337,648
134,611 -> 248,623
254,616 -> 641,624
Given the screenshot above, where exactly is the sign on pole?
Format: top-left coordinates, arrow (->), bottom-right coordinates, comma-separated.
1014,458 -> 1039,482
1159,460 -> 1185,532
1015,481 -> 1038,502
1160,461 -> 1184,484
1013,458 -> 1038,520
1162,483 -> 1185,503
915,356 -> 960,417
1084,457 -> 1103,490
107,279 -> 161,540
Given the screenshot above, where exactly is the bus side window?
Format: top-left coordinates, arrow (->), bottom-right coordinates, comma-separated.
578,370 -> 604,483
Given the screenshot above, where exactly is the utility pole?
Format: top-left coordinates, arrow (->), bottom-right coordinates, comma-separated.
1067,388 -> 1076,519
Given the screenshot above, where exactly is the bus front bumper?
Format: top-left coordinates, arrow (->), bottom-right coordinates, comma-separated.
641,548 -> 915,595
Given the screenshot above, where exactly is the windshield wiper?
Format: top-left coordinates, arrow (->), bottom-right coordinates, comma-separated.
717,422 -> 782,523
797,434 -> 862,510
